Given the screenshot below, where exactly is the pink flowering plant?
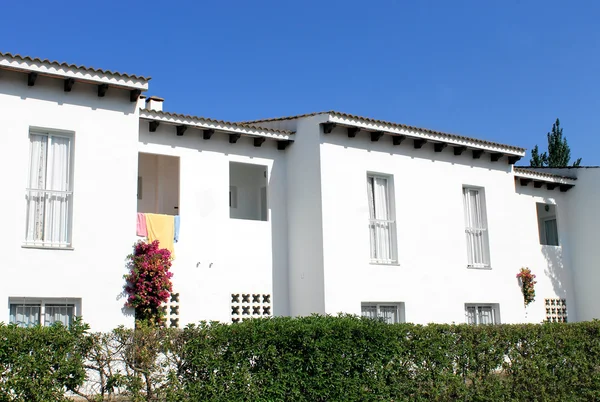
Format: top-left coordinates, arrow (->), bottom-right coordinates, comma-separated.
516,267 -> 537,306
124,240 -> 173,325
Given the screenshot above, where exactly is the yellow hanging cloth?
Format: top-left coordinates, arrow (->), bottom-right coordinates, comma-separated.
145,213 -> 175,258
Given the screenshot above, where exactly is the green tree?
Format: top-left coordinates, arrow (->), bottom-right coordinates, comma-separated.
530,118 -> 582,167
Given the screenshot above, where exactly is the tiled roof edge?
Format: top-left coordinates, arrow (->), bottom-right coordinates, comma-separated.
0,52 -> 151,81
140,109 -> 295,136
514,167 -> 577,181
242,110 -> 525,154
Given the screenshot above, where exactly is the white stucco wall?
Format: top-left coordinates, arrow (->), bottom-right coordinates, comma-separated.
513,186 -> 576,322
138,122 -> 289,322
0,66 -> 592,329
559,168 -> 600,321
316,126 -> 575,324
0,70 -> 140,331
281,116 -> 327,316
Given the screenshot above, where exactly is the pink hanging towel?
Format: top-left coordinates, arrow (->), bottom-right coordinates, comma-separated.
136,213 -> 148,237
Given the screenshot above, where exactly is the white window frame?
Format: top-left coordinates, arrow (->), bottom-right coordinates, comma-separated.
465,303 -> 500,325
24,130 -> 74,248
361,302 -> 405,323
8,297 -> 81,327
367,173 -> 398,264
462,186 -> 491,268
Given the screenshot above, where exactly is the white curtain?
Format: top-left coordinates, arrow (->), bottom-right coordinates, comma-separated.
361,305 -> 377,320
368,176 -> 394,262
466,305 -> 496,325
544,219 -> 559,246
478,306 -> 495,324
45,304 -> 74,327
463,188 -> 488,266
47,136 -> 71,245
9,304 -> 41,327
26,135 -> 48,242
466,306 -> 476,325
379,305 -> 398,324
25,134 -> 71,246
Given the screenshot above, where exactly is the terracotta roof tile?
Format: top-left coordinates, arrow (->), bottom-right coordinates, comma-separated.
0,51 -> 150,81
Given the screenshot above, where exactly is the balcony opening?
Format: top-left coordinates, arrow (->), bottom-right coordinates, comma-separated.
137,153 -> 180,215
229,162 -> 268,221
536,203 -> 558,246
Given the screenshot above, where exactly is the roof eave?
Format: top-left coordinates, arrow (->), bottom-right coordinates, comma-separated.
326,113 -> 526,156
140,109 -> 294,140
514,168 -> 577,190
0,56 -> 149,91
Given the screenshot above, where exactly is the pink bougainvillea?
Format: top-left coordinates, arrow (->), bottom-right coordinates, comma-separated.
124,240 -> 173,325
516,267 -> 537,307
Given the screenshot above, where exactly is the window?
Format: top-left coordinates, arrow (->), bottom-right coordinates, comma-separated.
8,298 -> 80,327
229,162 -> 268,221
536,203 -> 559,246
462,187 -> 490,268
465,304 -> 500,325
367,174 -> 397,264
25,131 -> 73,248
9,304 -> 40,327
361,303 -> 405,324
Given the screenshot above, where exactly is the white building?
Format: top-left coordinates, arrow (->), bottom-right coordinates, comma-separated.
1,52 -> 598,331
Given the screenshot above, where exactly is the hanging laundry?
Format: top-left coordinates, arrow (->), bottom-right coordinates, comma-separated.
145,213 -> 175,257
174,215 -> 180,243
136,213 -> 147,237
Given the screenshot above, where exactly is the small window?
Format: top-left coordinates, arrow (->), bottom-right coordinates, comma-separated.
229,162 -> 268,221
465,304 -> 500,325
463,187 -> 491,268
25,131 -> 74,248
536,203 -> 559,246
367,174 -> 397,264
8,298 -> 80,327
9,304 -> 41,327
44,304 -> 75,327
361,303 -> 405,324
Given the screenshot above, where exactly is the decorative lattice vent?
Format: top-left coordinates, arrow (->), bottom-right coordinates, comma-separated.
545,298 -> 567,323
161,292 -> 180,328
231,293 -> 271,323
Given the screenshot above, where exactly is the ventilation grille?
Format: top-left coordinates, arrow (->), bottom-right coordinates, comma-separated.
545,298 -> 567,323
161,292 -> 180,328
231,293 -> 271,323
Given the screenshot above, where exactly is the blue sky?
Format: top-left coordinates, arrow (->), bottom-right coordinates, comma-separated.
2,1 -> 598,164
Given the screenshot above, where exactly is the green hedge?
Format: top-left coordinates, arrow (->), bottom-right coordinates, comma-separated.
177,317 -> 600,401
1,317 -> 600,401
0,320 -> 90,402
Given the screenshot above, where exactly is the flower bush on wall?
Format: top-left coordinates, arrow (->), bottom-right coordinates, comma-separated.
516,267 -> 537,306
124,240 -> 173,326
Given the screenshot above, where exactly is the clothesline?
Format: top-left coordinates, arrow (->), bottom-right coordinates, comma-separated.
136,213 -> 180,257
